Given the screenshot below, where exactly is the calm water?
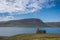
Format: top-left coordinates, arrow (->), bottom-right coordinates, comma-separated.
0,27 -> 60,36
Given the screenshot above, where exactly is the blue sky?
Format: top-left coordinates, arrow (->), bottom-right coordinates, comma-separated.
14,0 -> 60,22
0,0 -> 60,22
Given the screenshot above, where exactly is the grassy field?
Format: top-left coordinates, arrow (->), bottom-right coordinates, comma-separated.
0,34 -> 60,40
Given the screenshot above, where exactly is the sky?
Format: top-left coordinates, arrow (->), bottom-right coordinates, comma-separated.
0,0 -> 60,22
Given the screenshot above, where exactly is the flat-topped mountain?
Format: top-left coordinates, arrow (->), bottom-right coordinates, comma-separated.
0,18 -> 60,27
0,18 -> 47,27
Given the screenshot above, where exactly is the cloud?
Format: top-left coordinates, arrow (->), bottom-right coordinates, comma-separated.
0,16 -> 15,22
0,0 -> 55,15
0,0 -> 55,22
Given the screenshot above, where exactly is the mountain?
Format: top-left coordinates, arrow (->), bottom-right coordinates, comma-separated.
46,22 -> 60,27
0,18 -> 47,27
0,18 -> 60,27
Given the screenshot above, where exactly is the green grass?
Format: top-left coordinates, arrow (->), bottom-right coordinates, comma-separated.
0,34 -> 60,40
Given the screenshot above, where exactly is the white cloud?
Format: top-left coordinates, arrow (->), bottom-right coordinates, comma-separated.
0,0 -> 55,15
0,0 -> 55,21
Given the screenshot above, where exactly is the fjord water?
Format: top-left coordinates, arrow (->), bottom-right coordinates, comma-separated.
0,27 -> 60,36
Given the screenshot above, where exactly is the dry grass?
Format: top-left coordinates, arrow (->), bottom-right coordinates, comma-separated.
0,34 -> 60,40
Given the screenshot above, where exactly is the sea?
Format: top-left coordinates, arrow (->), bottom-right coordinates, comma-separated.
0,27 -> 60,36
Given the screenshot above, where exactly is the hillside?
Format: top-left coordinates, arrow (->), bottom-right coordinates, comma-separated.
0,18 -> 47,27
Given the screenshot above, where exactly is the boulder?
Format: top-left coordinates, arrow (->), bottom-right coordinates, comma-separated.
36,29 -> 46,34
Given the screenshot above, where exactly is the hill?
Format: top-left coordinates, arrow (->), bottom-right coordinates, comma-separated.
0,18 -> 60,27
0,18 -> 47,27
46,22 -> 60,27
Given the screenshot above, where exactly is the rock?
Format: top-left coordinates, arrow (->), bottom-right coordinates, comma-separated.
36,29 -> 46,34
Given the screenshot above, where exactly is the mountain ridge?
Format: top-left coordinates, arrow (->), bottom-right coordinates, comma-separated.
0,18 -> 47,27
0,18 -> 60,27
